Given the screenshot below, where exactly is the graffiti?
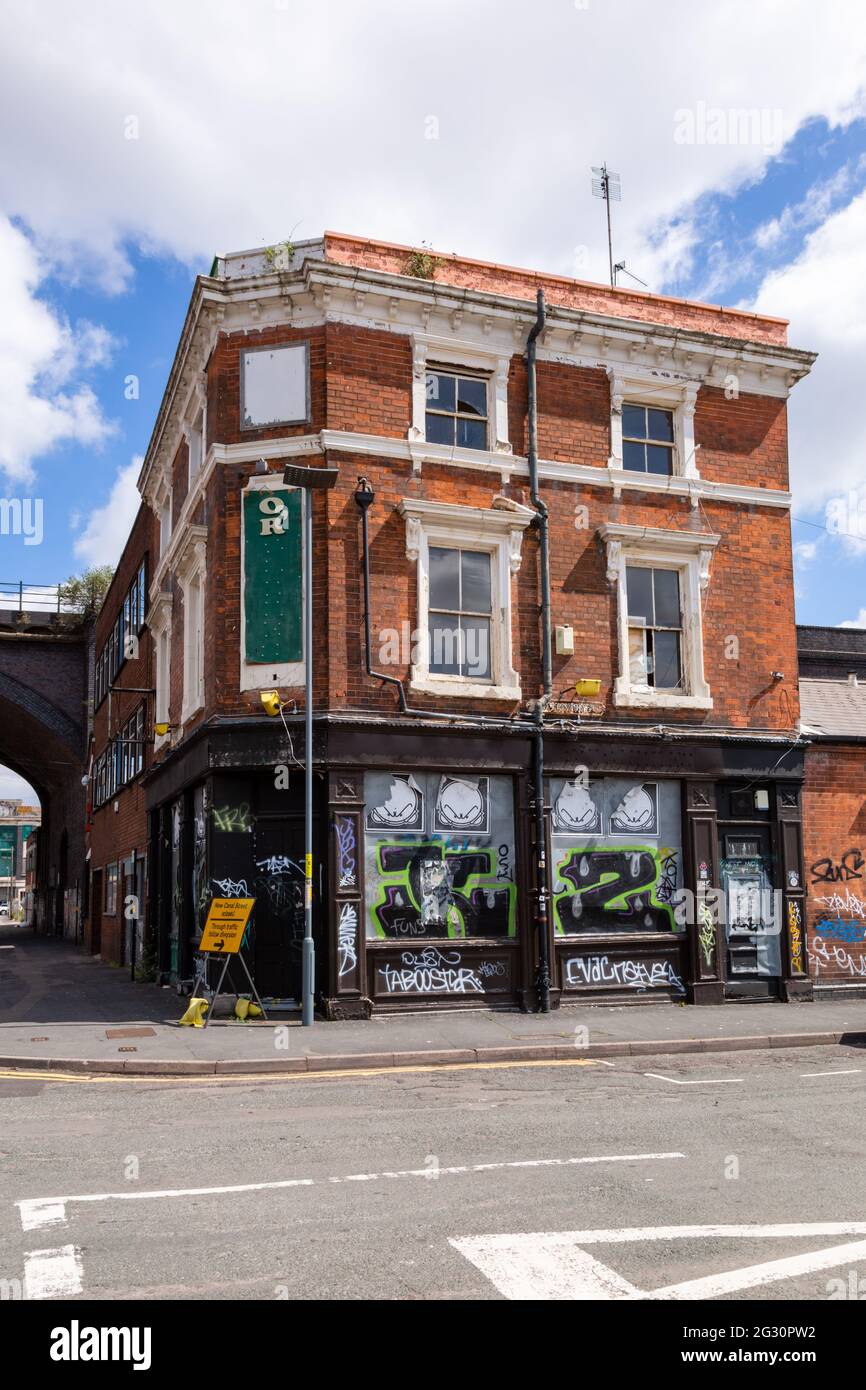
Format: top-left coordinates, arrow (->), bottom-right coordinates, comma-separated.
814,889 -> 866,920
610,783 -> 658,836
656,850 -> 679,905
788,899 -> 804,975
553,846 -> 677,934
553,779 -> 601,833
255,855 -> 300,876
213,803 -> 253,833
212,877 -> 249,898
378,947 -> 485,995
496,843 -> 513,882
564,954 -> 685,994
434,776 -> 490,834
335,816 -> 357,889
698,900 -> 716,969
810,849 -> 863,885
808,935 -> 866,979
815,917 -> 866,943
477,959 -> 506,977
370,841 -> 516,940
338,901 -> 358,979
366,775 -> 423,830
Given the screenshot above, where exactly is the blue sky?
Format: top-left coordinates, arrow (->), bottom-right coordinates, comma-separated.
1,0 -> 865,800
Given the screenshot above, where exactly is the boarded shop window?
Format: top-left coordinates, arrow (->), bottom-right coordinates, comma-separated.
549,776 -> 684,936
241,343 -> 308,429
364,771 -> 516,941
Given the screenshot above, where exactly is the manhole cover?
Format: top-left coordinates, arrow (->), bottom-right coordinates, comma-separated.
30,1036 -> 49,1043
105,1027 -> 157,1040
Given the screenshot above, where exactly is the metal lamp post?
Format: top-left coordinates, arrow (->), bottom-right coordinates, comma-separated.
282,462 -> 339,1026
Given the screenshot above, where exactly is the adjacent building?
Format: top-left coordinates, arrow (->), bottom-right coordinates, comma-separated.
89,231 -> 818,1015
0,799 -> 40,917
798,624 -> 866,997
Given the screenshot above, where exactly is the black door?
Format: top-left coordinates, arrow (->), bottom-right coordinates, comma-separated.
719,827 -> 781,999
250,818 -> 305,1001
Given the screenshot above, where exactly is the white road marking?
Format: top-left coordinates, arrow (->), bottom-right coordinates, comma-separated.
16,1151 -> 686,1231
800,1068 -> 862,1077
644,1072 -> 743,1086
23,1245 -> 83,1299
451,1223 -> 866,1301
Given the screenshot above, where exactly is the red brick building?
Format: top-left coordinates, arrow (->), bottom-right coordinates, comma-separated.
798,625 -> 866,997
115,231 -> 819,1012
86,504 -> 154,967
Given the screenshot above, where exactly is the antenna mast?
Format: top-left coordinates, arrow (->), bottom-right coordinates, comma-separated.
591,164 -> 621,288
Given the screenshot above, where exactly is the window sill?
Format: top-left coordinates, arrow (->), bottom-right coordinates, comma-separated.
613,685 -> 713,712
410,671 -> 521,702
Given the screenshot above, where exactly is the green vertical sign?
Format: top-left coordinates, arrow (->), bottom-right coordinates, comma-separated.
243,487 -> 302,663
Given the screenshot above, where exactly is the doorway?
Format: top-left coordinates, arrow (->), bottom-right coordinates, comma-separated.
250,818 -> 306,1002
719,827 -> 781,999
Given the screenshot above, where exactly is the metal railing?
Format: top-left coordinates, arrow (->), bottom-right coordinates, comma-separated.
0,582 -> 63,614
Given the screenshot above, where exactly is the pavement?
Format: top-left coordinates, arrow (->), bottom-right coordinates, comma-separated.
2,920 -> 865,1075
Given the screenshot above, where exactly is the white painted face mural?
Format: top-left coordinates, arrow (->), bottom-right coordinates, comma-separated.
553,780 -> 601,833
366,774 -> 423,830
434,776 -> 488,832
610,783 -> 658,835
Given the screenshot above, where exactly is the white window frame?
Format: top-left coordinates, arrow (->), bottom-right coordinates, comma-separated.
176,527 -> 207,723
157,482 -> 172,557
409,335 -> 512,457
184,388 -> 205,490
608,369 -> 700,483
600,523 -> 719,712
148,592 -> 173,748
398,497 -> 534,701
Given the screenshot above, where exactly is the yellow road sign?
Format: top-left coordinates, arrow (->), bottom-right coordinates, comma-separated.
199,898 -> 254,953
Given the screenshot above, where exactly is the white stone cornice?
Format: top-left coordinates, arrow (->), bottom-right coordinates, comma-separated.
221,428 -> 793,511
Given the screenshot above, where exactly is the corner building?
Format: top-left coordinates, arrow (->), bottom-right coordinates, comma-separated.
135,232 -> 816,1015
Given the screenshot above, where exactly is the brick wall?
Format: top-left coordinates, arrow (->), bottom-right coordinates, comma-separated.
191,322 -> 799,735
88,504 -> 155,963
322,231 -> 790,346
803,744 -> 866,987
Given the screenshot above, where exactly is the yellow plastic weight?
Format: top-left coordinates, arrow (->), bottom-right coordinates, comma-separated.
179,997 -> 209,1027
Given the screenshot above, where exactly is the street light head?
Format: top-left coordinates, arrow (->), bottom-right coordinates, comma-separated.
354,476 -> 375,512
254,458 -> 270,475
282,463 -> 339,490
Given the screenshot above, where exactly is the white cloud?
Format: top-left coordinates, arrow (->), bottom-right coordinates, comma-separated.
0,216 -> 115,482
752,189 -> 866,512
0,1 -> 865,293
840,609 -> 866,628
73,457 -> 142,568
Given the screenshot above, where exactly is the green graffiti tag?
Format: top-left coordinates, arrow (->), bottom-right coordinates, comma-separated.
553,845 -> 679,934
370,840 -> 517,940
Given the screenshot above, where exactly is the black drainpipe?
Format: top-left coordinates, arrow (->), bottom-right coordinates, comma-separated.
526,289 -> 551,1012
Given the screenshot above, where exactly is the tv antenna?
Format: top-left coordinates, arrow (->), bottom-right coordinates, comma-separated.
591,163 -> 621,287
613,260 -> 648,289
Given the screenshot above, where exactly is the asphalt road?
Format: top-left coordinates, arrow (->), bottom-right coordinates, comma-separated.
1,1045 -> 865,1301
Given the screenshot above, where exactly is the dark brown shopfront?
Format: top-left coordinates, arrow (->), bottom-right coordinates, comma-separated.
146,722 -> 809,1014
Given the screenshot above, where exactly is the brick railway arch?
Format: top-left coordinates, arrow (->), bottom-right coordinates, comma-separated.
0,622 -> 89,937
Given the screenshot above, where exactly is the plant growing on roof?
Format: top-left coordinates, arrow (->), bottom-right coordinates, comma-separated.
404,243 -> 442,280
